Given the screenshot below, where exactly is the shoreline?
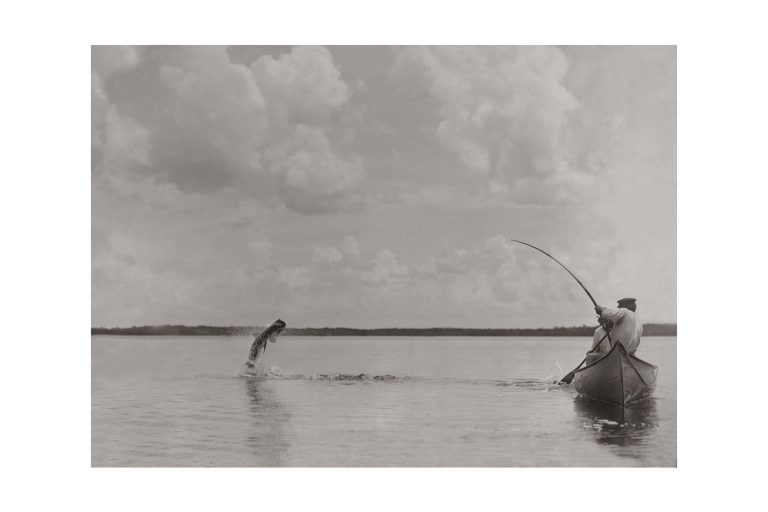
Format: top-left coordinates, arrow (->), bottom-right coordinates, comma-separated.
91,324 -> 677,337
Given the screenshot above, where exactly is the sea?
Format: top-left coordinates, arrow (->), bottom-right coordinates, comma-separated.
91,335 -> 676,467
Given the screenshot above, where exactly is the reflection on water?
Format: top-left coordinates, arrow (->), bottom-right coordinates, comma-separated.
573,398 -> 659,460
93,335 -> 676,466
243,377 -> 291,466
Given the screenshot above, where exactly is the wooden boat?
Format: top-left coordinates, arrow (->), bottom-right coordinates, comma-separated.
572,341 -> 657,407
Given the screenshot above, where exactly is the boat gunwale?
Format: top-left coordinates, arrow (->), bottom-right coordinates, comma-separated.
572,340 -> 658,375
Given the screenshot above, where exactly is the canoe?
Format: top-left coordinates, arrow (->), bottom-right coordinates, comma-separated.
572,341 -> 657,407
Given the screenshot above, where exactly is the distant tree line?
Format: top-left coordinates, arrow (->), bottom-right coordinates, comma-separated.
91,323 -> 677,337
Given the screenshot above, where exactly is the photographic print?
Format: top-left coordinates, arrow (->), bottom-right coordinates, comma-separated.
91,45 -> 676,467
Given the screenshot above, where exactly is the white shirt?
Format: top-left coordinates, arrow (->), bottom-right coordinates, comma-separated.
591,307 -> 643,355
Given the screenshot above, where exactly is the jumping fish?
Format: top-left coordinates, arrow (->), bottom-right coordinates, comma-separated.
245,319 -> 287,368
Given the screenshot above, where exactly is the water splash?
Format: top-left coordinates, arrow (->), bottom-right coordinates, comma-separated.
495,378 -> 563,391
240,362 -> 282,378
240,370 -> 567,389
307,373 -> 407,381
239,368 -> 411,382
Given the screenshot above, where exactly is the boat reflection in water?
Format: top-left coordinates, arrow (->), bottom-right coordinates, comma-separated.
573,397 -> 659,460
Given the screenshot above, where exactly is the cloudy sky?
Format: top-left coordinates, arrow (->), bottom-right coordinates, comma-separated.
92,46 -> 675,329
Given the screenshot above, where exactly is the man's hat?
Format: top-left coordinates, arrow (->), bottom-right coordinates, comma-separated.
617,297 -> 636,306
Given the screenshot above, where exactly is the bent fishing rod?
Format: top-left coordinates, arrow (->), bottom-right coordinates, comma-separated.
509,239 -> 598,308
509,239 -> 612,382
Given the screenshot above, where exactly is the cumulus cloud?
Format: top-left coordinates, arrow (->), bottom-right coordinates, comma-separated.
267,124 -> 364,214
311,236 -> 364,267
397,46 -> 588,203
339,236 -> 361,260
278,266 -> 311,290
251,46 -> 349,121
92,46 -> 142,80
306,237 -> 410,286
92,45 -> 365,214
91,231 -> 207,325
312,245 -> 343,266
361,249 -> 409,284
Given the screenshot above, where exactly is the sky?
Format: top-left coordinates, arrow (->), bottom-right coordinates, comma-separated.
91,45 -> 676,329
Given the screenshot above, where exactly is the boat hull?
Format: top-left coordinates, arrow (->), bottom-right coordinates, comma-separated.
572,342 -> 657,408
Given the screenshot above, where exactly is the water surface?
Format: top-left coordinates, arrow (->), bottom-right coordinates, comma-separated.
92,335 -> 676,466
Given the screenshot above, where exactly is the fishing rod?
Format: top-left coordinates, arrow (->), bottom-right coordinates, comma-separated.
509,239 -> 613,383
509,239 -> 598,308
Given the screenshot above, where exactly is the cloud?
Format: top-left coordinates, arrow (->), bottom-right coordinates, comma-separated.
397,46 -> 588,203
361,249 -> 409,284
267,124 -> 364,214
307,238 -> 410,286
339,236 -> 361,260
91,231 -> 207,325
92,46 -> 142,79
312,245 -> 342,266
92,45 -> 365,214
251,45 -> 349,121
278,266 -> 311,290
312,235 -> 365,268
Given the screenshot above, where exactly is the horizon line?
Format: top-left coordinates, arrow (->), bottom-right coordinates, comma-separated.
92,322 -> 677,330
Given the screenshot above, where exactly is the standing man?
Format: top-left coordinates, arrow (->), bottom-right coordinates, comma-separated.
586,298 -> 643,364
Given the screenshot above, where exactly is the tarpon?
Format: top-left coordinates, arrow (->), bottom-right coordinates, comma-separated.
245,319 -> 287,368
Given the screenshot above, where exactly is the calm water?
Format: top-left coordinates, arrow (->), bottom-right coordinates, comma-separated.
92,335 -> 676,467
